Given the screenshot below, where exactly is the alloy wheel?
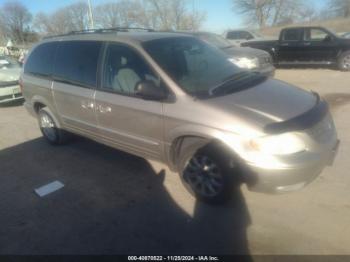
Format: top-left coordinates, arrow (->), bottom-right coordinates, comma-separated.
343,55 -> 350,69
183,155 -> 224,197
40,113 -> 57,142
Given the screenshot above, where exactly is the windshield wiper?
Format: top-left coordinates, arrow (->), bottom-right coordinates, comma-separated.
221,45 -> 235,50
209,71 -> 253,96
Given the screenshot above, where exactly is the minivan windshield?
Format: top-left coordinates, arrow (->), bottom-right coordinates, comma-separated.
143,37 -> 266,98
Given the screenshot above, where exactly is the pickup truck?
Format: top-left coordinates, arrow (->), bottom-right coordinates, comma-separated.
241,26 -> 350,71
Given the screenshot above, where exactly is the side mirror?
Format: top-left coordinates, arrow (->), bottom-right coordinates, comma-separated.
324,35 -> 332,42
135,80 -> 168,101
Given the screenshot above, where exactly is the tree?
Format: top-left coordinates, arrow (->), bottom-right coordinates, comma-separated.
94,1 -> 139,28
0,1 -> 32,44
141,0 -> 206,30
232,0 -> 274,28
33,1 -> 90,36
328,0 -> 350,18
232,0 -> 316,28
33,0 -> 207,35
67,1 -> 90,31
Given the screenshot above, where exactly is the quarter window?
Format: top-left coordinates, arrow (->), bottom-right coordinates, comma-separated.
54,41 -> 102,88
24,42 -> 58,77
102,44 -> 160,95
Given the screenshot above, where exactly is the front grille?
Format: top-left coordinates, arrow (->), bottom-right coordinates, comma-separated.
0,93 -> 22,101
308,114 -> 335,143
0,80 -> 19,88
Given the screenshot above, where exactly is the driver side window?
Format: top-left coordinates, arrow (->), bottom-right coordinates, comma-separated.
102,44 -> 160,96
307,29 -> 329,41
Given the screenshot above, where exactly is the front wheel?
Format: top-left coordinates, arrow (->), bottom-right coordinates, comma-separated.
338,51 -> 350,71
38,108 -> 70,145
179,145 -> 239,205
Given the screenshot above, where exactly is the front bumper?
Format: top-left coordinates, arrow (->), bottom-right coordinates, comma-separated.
0,85 -> 23,104
242,139 -> 340,194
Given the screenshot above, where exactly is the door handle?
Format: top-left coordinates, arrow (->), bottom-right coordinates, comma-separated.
304,42 -> 311,46
81,101 -> 95,110
98,105 -> 112,114
281,43 -> 289,46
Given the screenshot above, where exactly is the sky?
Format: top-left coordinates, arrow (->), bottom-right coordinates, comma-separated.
0,0 -> 329,33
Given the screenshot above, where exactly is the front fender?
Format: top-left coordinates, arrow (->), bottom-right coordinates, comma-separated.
165,124 -> 243,171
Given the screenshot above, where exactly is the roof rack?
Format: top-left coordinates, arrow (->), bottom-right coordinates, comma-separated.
43,27 -> 155,39
70,27 -> 155,34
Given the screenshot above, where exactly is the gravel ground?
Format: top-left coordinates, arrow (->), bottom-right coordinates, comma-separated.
0,69 -> 349,255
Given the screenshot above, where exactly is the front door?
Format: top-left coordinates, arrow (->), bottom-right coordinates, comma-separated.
301,28 -> 338,62
95,43 -> 165,159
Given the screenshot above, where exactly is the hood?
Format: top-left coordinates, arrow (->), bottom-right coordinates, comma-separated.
203,79 -> 317,133
0,68 -> 21,82
222,46 -> 269,58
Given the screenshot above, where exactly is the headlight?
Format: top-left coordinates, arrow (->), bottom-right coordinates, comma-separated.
228,57 -> 259,69
247,133 -> 306,155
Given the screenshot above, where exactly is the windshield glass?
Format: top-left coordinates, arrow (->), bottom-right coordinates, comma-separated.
0,56 -> 20,70
196,33 -> 234,49
143,37 -> 265,98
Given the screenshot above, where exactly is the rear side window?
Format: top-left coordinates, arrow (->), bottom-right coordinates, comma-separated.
282,29 -> 302,41
24,42 -> 58,77
54,41 -> 102,88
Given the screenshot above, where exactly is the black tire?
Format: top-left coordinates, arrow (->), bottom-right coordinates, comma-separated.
38,107 -> 70,145
337,51 -> 350,71
178,143 -> 239,205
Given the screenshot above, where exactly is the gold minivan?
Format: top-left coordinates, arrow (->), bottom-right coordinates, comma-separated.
22,29 -> 339,204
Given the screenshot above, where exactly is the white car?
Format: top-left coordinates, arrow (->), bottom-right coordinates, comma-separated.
342,32 -> 350,39
0,56 -> 23,104
223,30 -> 264,45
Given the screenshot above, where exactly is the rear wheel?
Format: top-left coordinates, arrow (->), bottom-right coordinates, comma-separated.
179,144 -> 239,205
38,108 -> 70,145
338,51 -> 350,71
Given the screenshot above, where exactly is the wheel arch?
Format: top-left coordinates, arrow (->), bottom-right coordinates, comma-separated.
337,48 -> 350,59
31,95 -> 53,114
167,128 -> 241,172
32,96 -> 63,129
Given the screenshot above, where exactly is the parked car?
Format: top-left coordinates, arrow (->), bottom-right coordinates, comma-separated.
183,31 -> 275,76
223,30 -> 264,45
0,55 -> 23,104
342,32 -> 350,39
22,29 -> 339,204
242,26 -> 350,71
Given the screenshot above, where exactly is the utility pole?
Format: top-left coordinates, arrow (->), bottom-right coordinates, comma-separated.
87,0 -> 94,29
